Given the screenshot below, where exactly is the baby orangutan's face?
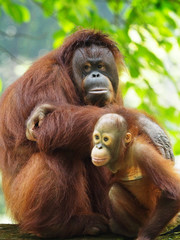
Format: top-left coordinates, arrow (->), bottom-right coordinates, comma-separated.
91,113 -> 132,172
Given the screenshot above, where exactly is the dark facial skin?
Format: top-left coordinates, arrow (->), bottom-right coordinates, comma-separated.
91,114 -> 132,173
72,45 -> 119,107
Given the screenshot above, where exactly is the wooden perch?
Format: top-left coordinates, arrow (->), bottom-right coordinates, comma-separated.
0,222 -> 180,240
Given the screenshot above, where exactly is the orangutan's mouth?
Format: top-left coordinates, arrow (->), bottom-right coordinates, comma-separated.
89,88 -> 108,94
92,157 -> 109,166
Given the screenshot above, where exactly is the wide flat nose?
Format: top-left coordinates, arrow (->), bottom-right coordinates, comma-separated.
91,72 -> 100,78
96,143 -> 103,149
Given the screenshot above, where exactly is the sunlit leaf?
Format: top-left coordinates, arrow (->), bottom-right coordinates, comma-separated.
107,0 -> 124,14
2,3 -> 30,23
0,78 -> 3,93
129,65 -> 140,78
53,30 -> 66,48
159,40 -> 173,52
177,37 -> 180,47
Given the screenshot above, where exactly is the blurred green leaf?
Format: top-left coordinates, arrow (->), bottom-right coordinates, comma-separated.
129,65 -> 140,78
107,0 -> 124,14
0,78 -> 3,93
177,37 -> 180,47
2,2 -> 30,23
53,29 -> 66,48
174,139 -> 180,155
136,44 -> 164,67
159,40 -> 173,52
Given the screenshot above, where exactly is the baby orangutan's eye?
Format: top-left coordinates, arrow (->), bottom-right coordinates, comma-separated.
95,135 -> 99,140
93,132 -> 101,144
102,135 -> 112,146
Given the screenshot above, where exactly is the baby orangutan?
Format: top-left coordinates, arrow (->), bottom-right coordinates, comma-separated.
91,113 -> 180,240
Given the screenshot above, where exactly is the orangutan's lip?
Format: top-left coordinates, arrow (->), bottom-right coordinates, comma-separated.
89,88 -> 108,94
92,157 -> 109,167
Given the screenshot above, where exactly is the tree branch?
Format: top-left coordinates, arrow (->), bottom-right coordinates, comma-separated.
0,45 -> 22,64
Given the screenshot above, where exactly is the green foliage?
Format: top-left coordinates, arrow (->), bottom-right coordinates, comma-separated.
0,78 -> 3,93
1,0 -> 30,23
0,0 -> 180,155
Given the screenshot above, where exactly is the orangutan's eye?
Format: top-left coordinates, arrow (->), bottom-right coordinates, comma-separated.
103,137 -> 109,142
95,135 -> 100,140
93,132 -> 101,144
84,64 -> 91,72
102,134 -> 112,146
97,63 -> 105,70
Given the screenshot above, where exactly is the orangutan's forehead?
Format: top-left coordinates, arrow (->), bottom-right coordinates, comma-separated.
96,114 -> 127,132
73,45 -> 114,62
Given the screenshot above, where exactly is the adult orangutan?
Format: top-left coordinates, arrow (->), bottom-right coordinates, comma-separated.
0,29 -> 174,238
